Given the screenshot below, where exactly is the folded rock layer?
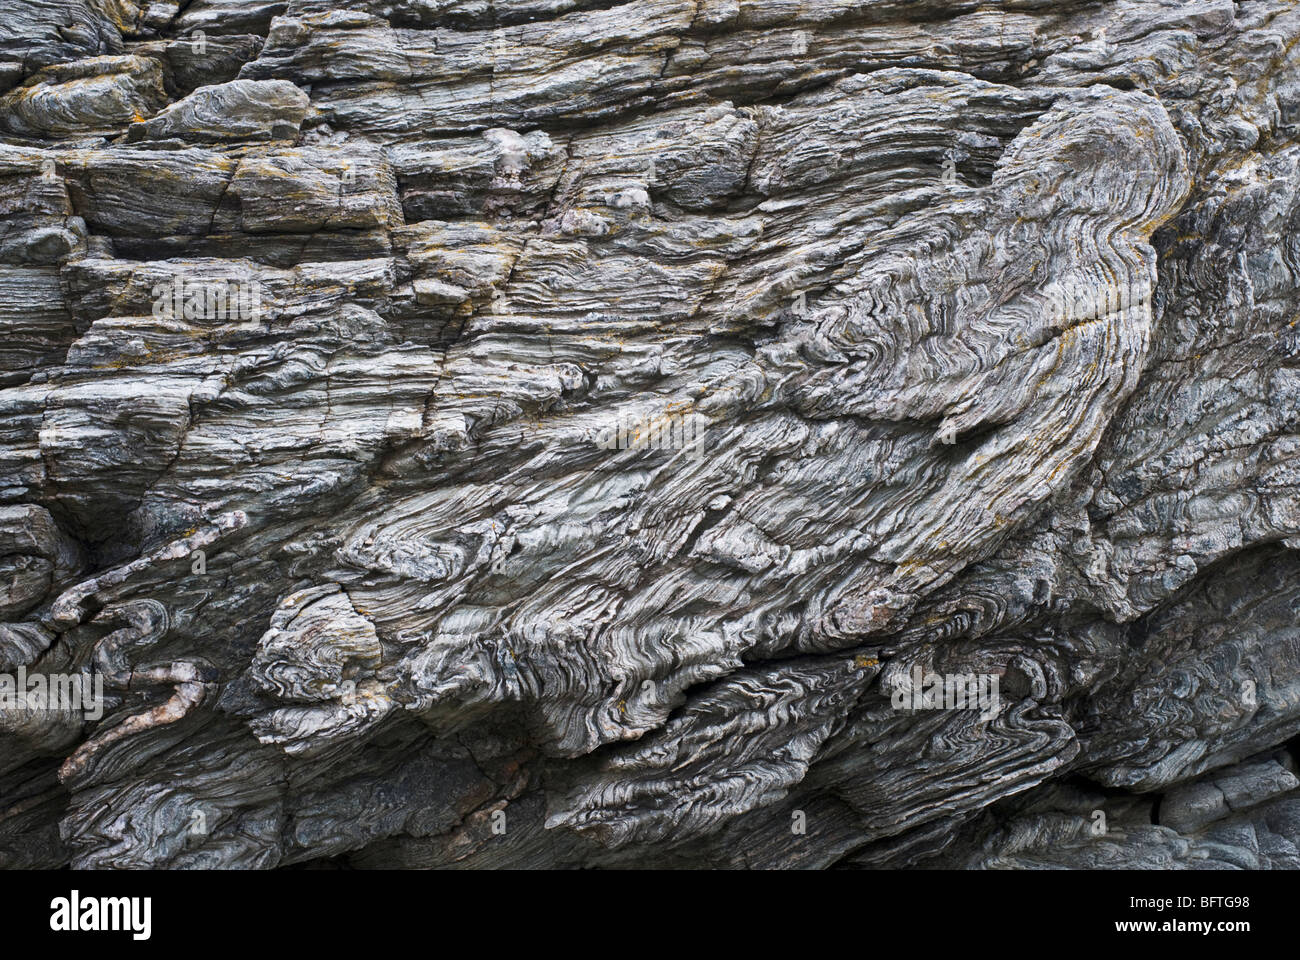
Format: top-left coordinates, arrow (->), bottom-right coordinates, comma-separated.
1,0 -> 1299,869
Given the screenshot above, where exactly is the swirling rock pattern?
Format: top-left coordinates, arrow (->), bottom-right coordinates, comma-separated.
1,0 -> 1299,870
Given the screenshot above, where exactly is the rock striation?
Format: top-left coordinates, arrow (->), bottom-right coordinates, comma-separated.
1,0 -> 1299,869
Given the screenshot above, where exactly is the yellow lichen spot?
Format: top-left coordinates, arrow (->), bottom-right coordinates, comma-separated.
854,655 -> 878,669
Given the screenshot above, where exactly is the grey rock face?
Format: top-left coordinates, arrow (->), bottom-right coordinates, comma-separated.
1,0 -> 1299,870
125,79 -> 309,143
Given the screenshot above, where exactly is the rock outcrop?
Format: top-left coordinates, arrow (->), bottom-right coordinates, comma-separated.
1,0 -> 1299,869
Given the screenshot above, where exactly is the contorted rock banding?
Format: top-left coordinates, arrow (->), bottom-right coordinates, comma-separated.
1,0 -> 1299,869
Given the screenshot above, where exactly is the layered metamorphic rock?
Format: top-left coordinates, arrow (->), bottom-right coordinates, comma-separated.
2,0 -> 1300,871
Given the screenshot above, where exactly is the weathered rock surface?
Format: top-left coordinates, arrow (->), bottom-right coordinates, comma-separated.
125,78 -> 308,143
1,0 -> 1299,870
